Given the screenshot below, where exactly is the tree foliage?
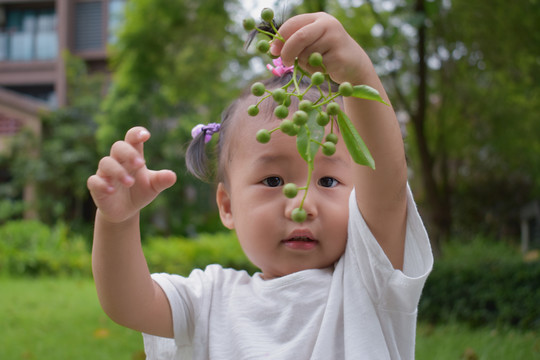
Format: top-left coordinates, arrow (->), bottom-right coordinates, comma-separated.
334,0 -> 540,251
2,53 -> 102,226
418,0 -> 540,240
4,0 -> 537,244
96,0 -> 251,236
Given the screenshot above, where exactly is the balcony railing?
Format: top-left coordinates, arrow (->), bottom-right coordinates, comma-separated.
0,30 -> 58,62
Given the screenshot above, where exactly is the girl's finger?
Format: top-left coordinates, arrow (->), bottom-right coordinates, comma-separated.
96,156 -> 135,187
124,126 -> 151,157
279,19 -> 325,67
270,13 -> 318,57
148,169 -> 177,194
110,140 -> 146,174
295,45 -> 331,74
87,174 -> 115,196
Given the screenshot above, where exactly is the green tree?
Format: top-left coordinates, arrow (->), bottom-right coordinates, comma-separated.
434,0 -> 540,237
5,53 -> 102,227
97,0 -> 250,236
335,0 -> 540,255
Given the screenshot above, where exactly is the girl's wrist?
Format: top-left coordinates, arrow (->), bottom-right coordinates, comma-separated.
96,209 -> 140,229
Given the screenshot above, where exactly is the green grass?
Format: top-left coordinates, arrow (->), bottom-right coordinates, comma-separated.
416,323 -> 540,359
0,277 -> 144,360
1,277 -> 538,359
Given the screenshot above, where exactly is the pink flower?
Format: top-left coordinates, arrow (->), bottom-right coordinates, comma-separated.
266,57 -> 294,77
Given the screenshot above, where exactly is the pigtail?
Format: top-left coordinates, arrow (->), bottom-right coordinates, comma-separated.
186,130 -> 212,182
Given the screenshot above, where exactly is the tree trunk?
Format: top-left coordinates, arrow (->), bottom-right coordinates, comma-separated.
410,0 -> 451,258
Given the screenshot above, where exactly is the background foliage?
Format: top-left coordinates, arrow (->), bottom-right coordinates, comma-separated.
0,2 -> 538,356
95,0 -> 251,236
2,218 -> 537,332
418,237 -> 540,330
0,53 -> 101,229
1,0 -> 538,247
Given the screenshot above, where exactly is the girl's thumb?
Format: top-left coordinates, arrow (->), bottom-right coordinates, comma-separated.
149,169 -> 177,194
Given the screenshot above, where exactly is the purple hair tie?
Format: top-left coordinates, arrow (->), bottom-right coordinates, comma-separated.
267,57 -> 294,77
191,123 -> 221,143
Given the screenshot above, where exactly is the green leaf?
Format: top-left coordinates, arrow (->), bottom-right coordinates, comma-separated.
351,85 -> 389,106
297,109 -> 324,162
336,110 -> 375,169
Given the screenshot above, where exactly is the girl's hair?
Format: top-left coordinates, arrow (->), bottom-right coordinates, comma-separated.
186,74 -> 338,183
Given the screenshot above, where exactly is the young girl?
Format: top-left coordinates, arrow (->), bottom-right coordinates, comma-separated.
88,12 -> 432,359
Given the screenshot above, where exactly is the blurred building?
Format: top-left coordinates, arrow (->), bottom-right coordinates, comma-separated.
0,0 -> 125,218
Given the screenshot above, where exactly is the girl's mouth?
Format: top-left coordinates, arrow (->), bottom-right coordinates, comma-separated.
281,236 -> 318,250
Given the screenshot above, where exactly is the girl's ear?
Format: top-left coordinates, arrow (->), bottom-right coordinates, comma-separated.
216,182 -> 234,229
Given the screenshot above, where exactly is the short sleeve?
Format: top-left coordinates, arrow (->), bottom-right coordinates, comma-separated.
346,183 -> 433,313
142,269 -> 212,359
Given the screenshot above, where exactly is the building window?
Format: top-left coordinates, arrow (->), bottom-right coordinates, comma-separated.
5,85 -> 56,108
108,0 -> 126,44
0,7 -> 58,61
74,1 -> 103,51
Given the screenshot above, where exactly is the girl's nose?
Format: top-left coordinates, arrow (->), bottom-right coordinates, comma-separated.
284,190 -> 318,222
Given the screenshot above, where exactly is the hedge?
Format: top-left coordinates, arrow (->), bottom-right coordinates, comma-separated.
0,220 -> 91,277
2,220 -> 538,330
419,258 -> 540,330
0,220 -> 257,278
142,232 -> 259,276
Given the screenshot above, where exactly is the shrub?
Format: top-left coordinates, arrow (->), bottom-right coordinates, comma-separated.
143,231 -> 259,276
0,221 -> 257,278
418,238 -> 540,330
0,220 -> 91,277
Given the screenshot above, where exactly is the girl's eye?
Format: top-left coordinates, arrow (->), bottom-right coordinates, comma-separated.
318,177 -> 338,188
262,176 -> 284,187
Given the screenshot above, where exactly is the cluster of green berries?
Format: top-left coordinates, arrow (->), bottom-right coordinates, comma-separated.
243,8 -> 356,223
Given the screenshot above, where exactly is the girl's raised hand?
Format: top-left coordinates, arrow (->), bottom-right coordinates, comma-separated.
270,12 -> 370,85
87,127 -> 177,224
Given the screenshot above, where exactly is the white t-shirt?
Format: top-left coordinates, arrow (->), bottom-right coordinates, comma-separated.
143,186 -> 433,359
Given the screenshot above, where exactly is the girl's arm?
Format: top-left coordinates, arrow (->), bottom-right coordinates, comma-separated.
87,127 -> 177,336
272,13 -> 408,270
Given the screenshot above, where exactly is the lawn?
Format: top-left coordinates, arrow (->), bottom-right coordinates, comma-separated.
416,323 -> 539,359
1,277 -> 538,359
0,277 -> 144,360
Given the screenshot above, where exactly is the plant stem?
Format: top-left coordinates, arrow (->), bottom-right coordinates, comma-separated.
269,22 -> 285,42
300,161 -> 314,210
292,59 -> 301,94
256,94 -> 272,106
299,124 -> 315,210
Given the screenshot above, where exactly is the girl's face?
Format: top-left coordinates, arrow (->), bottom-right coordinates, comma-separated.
216,110 -> 354,279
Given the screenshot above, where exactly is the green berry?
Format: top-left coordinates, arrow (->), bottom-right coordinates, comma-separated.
326,133 -> 339,144
256,39 -> 270,53
261,8 -> 274,22
280,119 -> 295,135
308,52 -> 323,67
311,72 -> 325,86
247,105 -> 259,116
251,82 -> 266,96
339,82 -> 354,97
316,111 -> 330,126
283,122 -> 299,136
283,96 -> 292,107
289,125 -> 300,135
243,18 -> 255,31
274,105 -> 289,119
292,208 -> 307,223
326,102 -> 341,116
298,100 -> 313,112
272,88 -> 287,103
256,129 -> 271,143
292,110 -> 308,126
283,183 -> 298,198
322,141 -> 336,156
